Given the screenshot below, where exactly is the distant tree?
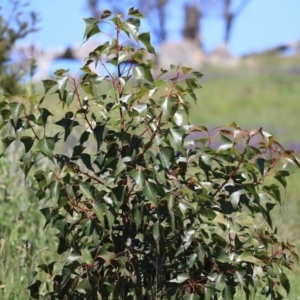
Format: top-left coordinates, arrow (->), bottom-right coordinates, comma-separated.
138,0 -> 169,43
0,0 -> 39,94
182,2 -> 203,48
215,0 -> 251,45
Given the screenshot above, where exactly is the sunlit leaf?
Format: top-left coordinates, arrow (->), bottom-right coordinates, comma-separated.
168,273 -> 189,283
50,181 -> 61,202
143,181 -> 157,204
35,137 -> 56,160
83,18 -> 100,41
79,182 -> 93,199
9,102 -> 24,123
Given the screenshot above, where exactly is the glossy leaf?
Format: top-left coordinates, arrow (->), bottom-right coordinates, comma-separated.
83,18 -> 100,40
50,181 -> 61,202
9,102 -> 24,123
222,285 -> 235,300
143,181 -> 157,204
35,138 -> 55,160
159,147 -> 174,169
79,182 -> 93,199
168,273 -> 189,283
128,167 -> 144,188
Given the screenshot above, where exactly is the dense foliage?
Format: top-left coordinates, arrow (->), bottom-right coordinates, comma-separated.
0,0 -> 38,94
0,8 -> 299,299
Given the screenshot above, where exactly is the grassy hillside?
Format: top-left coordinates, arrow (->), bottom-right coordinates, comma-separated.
190,54 -> 300,149
0,53 -> 300,298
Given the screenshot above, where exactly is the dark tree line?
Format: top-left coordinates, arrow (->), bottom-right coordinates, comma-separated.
87,0 -> 252,51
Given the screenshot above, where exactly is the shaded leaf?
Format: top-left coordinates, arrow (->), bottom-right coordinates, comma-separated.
138,32 -> 155,54
20,136 -> 34,152
222,285 -> 235,300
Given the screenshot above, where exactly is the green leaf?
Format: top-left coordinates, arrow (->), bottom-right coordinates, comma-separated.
230,190 -> 245,210
143,181 -> 157,204
80,153 -> 94,172
236,251 -> 259,264
65,91 -> 74,107
93,125 -> 107,151
183,294 -> 200,300
101,10 -> 112,19
128,7 -> 144,18
56,75 -> 68,97
1,136 -> 15,157
117,51 -> 130,65
55,114 -> 80,141
138,32 -> 156,55
280,272 -> 290,294
67,248 -> 82,262
257,158 -> 265,176
169,273 -> 189,283
133,66 -> 145,80
133,204 -> 143,228
92,203 -> 105,226
49,181 -> 61,202
83,18 -> 100,41
159,96 -> 176,120
215,274 -> 225,289
79,182 -> 93,199
111,186 -> 125,210
9,102 -> 25,123
128,167 -> 144,188
123,19 -> 140,41
222,285 -> 235,300
274,170 -> 290,188
132,103 -> 149,116
35,137 -> 55,160
159,147 -> 174,169
77,278 -> 95,295
170,126 -> 186,149
204,282 -> 218,300
37,108 -> 53,126
152,221 -> 160,241
235,270 -> 246,287
42,79 -> 56,94
201,208 -> 216,220
20,136 -> 34,152
195,244 -> 206,266
106,206 -> 116,232
97,247 -> 116,264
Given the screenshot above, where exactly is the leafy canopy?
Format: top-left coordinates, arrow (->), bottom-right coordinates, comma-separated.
0,7 -> 299,300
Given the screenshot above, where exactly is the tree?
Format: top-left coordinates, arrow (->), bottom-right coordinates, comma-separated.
0,8 -> 298,299
182,2 -> 203,48
215,0 -> 252,45
0,0 -> 39,94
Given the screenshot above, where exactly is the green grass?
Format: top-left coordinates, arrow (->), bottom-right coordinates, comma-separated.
1,53 -> 300,298
190,54 -> 300,148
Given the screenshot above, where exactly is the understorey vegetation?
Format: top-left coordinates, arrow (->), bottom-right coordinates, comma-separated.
0,8 -> 299,299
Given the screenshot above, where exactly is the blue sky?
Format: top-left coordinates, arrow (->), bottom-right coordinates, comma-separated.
9,0 -> 300,56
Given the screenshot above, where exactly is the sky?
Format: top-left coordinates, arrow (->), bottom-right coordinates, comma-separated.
8,0 -> 299,56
